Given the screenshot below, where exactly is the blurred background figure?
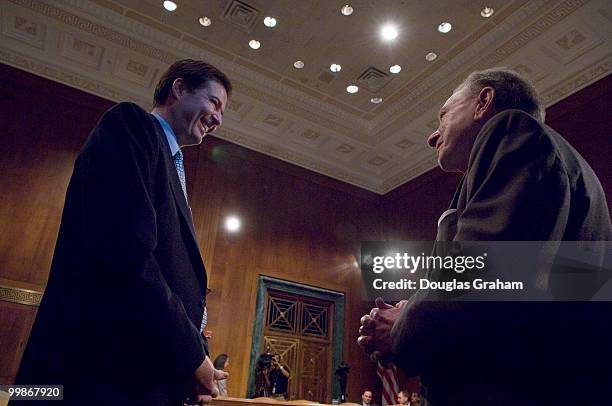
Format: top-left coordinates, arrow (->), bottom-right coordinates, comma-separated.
396,390 -> 410,405
213,353 -> 230,397
361,389 -> 377,406
269,354 -> 290,400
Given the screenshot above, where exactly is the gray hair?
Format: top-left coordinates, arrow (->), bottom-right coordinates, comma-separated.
457,67 -> 545,122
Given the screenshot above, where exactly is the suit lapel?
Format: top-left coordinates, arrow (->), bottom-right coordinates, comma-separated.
168,168 -> 198,241
151,117 -> 206,289
435,175 -> 465,241
165,141 -> 207,290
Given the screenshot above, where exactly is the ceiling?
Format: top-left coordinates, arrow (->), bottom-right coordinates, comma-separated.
1,0 -> 611,193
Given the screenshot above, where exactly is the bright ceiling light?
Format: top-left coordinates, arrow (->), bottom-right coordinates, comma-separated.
346,85 -> 359,94
225,216 -> 241,232
438,22 -> 452,33
341,5 -> 354,16
370,97 -> 383,104
199,17 -> 211,27
389,64 -> 401,74
249,40 -> 261,49
425,52 -> 437,61
163,1 -> 177,11
481,7 -> 494,18
381,24 -> 398,40
294,60 -> 304,69
330,63 -> 342,73
264,16 -> 277,27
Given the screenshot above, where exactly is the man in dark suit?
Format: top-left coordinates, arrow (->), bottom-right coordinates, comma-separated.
358,68 -> 612,404
15,59 -> 231,405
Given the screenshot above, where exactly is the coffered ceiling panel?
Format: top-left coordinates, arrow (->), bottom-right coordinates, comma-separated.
1,0 -> 610,193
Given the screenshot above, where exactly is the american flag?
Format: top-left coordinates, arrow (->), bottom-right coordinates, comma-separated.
376,362 -> 400,406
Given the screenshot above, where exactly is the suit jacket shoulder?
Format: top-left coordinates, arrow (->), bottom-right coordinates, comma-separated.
455,109 -> 611,241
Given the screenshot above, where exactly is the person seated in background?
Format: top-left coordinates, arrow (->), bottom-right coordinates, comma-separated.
213,353 -> 230,397
269,354 -> 290,400
396,390 -> 410,405
408,392 -> 421,406
361,389 -> 377,406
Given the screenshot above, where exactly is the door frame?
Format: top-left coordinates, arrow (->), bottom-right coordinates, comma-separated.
247,275 -> 345,400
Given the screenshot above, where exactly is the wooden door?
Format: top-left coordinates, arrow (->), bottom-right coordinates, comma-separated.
262,290 -> 333,402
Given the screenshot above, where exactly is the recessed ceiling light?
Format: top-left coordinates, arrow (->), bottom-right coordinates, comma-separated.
381,24 -> 398,40
249,40 -> 261,50
263,16 -> 277,27
341,5 -> 354,16
370,97 -> 383,104
163,1 -> 177,11
294,60 -> 304,69
346,85 -> 359,94
438,22 -> 452,33
481,7 -> 494,18
425,52 -> 437,61
225,216 -> 241,232
389,64 -> 401,74
330,63 -> 342,73
199,17 -> 211,27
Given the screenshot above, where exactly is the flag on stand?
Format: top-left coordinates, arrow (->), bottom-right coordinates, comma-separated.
376,362 -> 400,406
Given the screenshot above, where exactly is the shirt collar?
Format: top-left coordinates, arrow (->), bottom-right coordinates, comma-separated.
152,112 -> 180,157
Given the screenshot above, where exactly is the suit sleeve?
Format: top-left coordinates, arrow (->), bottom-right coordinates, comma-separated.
77,102 -> 205,377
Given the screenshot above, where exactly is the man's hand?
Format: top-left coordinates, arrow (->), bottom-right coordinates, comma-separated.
357,298 -> 408,363
188,356 -> 229,405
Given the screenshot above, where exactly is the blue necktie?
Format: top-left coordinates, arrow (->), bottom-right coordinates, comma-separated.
173,149 -> 188,203
174,149 -> 206,332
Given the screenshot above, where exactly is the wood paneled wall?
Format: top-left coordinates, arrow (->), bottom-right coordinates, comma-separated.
188,137 -> 386,399
1,63 -> 610,402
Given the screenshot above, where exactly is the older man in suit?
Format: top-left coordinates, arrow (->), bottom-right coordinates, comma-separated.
15,60 -> 230,405
358,68 -> 612,405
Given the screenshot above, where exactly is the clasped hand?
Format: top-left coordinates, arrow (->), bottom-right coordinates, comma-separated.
187,355 -> 228,405
357,297 -> 408,364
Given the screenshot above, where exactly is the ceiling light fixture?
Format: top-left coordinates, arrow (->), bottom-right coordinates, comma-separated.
438,22 -> 452,33
163,1 -> 177,11
346,85 -> 359,94
330,63 -> 342,73
225,216 -> 241,232
389,64 -> 401,74
481,7 -> 494,18
381,24 -> 398,40
263,16 -> 277,27
199,17 -> 211,27
370,97 -> 383,104
425,52 -> 437,61
249,40 -> 261,50
341,5 -> 354,16
294,60 -> 304,69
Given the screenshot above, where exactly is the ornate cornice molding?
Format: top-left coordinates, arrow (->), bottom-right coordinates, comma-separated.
541,55 -> 612,105
0,48 -> 148,105
215,127 -> 382,193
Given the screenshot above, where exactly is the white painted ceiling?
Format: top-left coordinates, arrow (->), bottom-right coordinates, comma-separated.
1,0 -> 611,193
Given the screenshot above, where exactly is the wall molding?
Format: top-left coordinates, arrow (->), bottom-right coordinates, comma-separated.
0,284 -> 43,306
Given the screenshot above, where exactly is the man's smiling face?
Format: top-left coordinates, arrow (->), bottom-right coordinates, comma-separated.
173,79 -> 227,147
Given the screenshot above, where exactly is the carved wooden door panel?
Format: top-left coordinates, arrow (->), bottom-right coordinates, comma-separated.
263,290 -> 333,402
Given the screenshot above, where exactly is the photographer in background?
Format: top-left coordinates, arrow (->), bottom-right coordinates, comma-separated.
254,352 -> 272,397
269,354 -> 290,400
